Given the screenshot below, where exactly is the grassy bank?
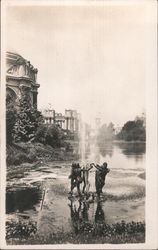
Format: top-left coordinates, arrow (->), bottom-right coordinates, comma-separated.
7,141 -> 79,167
6,220 -> 145,244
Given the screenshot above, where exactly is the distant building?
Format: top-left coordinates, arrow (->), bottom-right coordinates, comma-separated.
65,109 -> 79,132
42,108 -> 80,134
6,51 -> 40,107
55,112 -> 66,129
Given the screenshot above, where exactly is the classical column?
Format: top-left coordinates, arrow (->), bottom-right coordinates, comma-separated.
25,64 -> 28,76
71,118 -> 74,132
63,120 -> 65,130
28,62 -> 31,77
33,91 -> 38,106
34,69 -> 38,82
69,118 -> 71,131
70,118 -> 72,132
74,118 -> 78,132
68,118 -> 71,131
74,118 -> 76,131
66,118 -> 69,130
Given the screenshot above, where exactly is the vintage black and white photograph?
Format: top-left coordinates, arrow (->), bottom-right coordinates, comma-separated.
1,0 -> 158,248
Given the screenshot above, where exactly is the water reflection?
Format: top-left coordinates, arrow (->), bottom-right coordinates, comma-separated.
6,187 -> 42,214
69,198 -> 106,234
95,201 -> 105,223
98,142 -> 114,158
69,198 -> 92,233
95,141 -> 145,164
115,142 -> 145,162
98,142 -> 145,158
119,142 -> 145,155
69,199 -> 83,234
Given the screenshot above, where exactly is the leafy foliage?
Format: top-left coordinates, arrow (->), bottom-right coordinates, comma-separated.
6,220 -> 145,244
35,124 -> 65,148
117,118 -> 146,141
13,93 -> 43,142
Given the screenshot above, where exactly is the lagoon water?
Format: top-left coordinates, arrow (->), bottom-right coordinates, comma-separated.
6,141 -> 145,240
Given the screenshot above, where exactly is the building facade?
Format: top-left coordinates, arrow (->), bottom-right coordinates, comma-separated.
42,108 -> 80,134
6,51 -> 40,107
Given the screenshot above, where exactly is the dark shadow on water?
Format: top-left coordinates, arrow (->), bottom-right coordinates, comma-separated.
69,198 -> 90,234
6,187 -> 42,214
97,141 -> 145,158
116,142 -> 145,155
95,201 -> 105,223
115,142 -> 145,162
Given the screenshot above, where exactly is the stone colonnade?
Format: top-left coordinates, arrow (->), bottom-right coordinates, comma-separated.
65,117 -> 79,132
43,109 -> 80,133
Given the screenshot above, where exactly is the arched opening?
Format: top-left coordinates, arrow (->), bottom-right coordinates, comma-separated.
6,87 -> 17,105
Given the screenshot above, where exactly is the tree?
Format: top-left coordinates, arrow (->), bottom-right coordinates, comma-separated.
117,118 -> 146,141
13,93 -> 43,142
35,124 -> 65,148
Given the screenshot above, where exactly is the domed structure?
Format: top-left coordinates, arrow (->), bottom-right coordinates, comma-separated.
6,51 -> 40,107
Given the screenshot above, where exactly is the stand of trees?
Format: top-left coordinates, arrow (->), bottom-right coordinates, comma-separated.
13,93 -> 43,142
117,116 -> 146,142
96,114 -> 146,143
35,124 -> 65,147
6,93 -> 65,148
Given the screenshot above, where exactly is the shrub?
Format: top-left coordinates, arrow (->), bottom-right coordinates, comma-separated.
13,93 -> 43,142
35,124 -> 65,148
6,146 -> 37,166
8,152 -> 28,166
27,151 -> 37,163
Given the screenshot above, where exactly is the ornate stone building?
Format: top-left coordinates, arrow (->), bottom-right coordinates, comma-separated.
43,108 -> 55,124
6,51 -> 40,107
64,110 -> 79,132
43,108 -> 80,134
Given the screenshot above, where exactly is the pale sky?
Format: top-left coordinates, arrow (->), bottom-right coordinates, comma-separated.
6,1 -> 149,127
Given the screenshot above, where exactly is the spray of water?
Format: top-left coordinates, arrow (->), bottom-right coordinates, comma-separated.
79,120 -> 101,165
